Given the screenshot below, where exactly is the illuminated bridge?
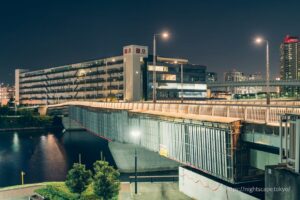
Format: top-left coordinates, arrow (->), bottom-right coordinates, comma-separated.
207,79 -> 300,88
40,101 -> 300,199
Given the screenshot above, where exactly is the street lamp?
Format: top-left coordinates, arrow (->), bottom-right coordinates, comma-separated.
153,31 -> 169,103
254,36 -> 270,105
131,129 -> 141,194
21,171 -> 25,185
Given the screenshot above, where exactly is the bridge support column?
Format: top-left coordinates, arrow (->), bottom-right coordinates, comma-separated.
38,106 -> 48,116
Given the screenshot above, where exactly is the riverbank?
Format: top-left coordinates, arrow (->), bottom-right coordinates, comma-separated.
0,115 -> 63,132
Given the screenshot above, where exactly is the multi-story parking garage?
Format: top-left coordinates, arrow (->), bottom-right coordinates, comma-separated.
15,45 -> 207,105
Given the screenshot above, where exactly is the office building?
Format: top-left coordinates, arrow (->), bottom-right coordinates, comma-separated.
15,45 -> 207,105
224,69 -> 247,94
224,70 -> 264,94
280,35 -> 300,96
0,84 -> 15,106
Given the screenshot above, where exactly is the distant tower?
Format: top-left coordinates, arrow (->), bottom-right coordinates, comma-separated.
280,35 -> 300,96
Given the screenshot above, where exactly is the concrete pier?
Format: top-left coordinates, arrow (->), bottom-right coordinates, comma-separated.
109,142 -> 180,173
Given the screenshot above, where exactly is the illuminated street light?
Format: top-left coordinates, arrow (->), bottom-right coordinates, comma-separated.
153,31 -> 170,103
131,129 -> 141,139
255,37 -> 263,44
254,36 -> 270,105
162,32 -> 169,39
131,129 -> 141,194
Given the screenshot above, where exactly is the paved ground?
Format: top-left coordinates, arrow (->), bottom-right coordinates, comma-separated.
109,142 -> 180,173
0,185 -> 43,200
0,182 -> 191,200
119,182 -> 192,200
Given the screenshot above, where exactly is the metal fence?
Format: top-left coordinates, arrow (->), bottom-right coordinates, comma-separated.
47,101 -> 300,126
69,106 -> 247,183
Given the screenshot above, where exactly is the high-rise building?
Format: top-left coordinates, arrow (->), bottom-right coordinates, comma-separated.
15,44 -> 207,105
206,72 -> 218,83
280,35 -> 300,96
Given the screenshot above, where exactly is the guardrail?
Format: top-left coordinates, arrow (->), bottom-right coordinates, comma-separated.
44,100 -> 300,126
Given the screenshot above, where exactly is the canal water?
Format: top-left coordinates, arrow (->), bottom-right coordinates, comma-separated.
0,130 -> 115,187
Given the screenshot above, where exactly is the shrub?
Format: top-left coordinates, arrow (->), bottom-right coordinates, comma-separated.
35,183 -> 78,200
65,163 -> 92,195
93,161 -> 120,200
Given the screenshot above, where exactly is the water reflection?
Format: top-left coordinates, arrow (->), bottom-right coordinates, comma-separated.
12,132 -> 20,152
0,131 -> 114,187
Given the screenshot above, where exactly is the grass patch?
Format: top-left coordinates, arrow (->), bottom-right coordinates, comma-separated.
35,182 -> 78,200
35,182 -> 115,200
0,182 -> 62,191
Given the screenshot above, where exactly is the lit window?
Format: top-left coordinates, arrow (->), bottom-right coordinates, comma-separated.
161,74 -> 176,81
148,65 -> 168,72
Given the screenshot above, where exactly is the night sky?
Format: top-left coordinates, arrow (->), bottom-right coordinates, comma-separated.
1,0 -> 300,84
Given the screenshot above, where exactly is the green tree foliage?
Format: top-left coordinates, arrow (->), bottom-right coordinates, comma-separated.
65,163 -> 92,195
35,183 -> 78,200
93,161 -> 120,200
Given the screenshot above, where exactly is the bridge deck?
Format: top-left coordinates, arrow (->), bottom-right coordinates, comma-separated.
43,100 -> 300,126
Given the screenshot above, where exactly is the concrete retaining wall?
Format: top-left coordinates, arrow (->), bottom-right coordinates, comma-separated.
179,167 -> 258,200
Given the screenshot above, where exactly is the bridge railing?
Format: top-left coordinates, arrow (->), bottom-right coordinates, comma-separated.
47,101 -> 300,126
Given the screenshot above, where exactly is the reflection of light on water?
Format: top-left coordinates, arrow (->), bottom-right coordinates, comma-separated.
31,133 -> 68,181
12,132 -> 20,152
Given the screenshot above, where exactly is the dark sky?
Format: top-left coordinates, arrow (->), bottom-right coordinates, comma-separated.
1,0 -> 300,84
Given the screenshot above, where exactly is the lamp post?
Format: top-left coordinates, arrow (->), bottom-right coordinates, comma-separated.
153,32 -> 169,103
255,37 -> 270,105
21,171 -> 25,185
131,129 -> 141,194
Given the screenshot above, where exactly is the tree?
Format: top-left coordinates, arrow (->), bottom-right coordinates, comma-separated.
93,161 -> 120,200
65,163 -> 92,196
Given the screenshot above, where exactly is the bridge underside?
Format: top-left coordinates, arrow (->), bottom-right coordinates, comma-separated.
67,105 -> 265,184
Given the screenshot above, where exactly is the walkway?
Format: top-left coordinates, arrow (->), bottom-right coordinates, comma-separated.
0,184 -> 44,200
119,182 -> 191,200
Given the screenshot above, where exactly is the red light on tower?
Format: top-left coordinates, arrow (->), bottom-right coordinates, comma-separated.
284,35 -> 299,43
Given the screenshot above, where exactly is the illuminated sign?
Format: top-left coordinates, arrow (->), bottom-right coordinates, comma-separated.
284,36 -> 299,44
159,144 -> 168,157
